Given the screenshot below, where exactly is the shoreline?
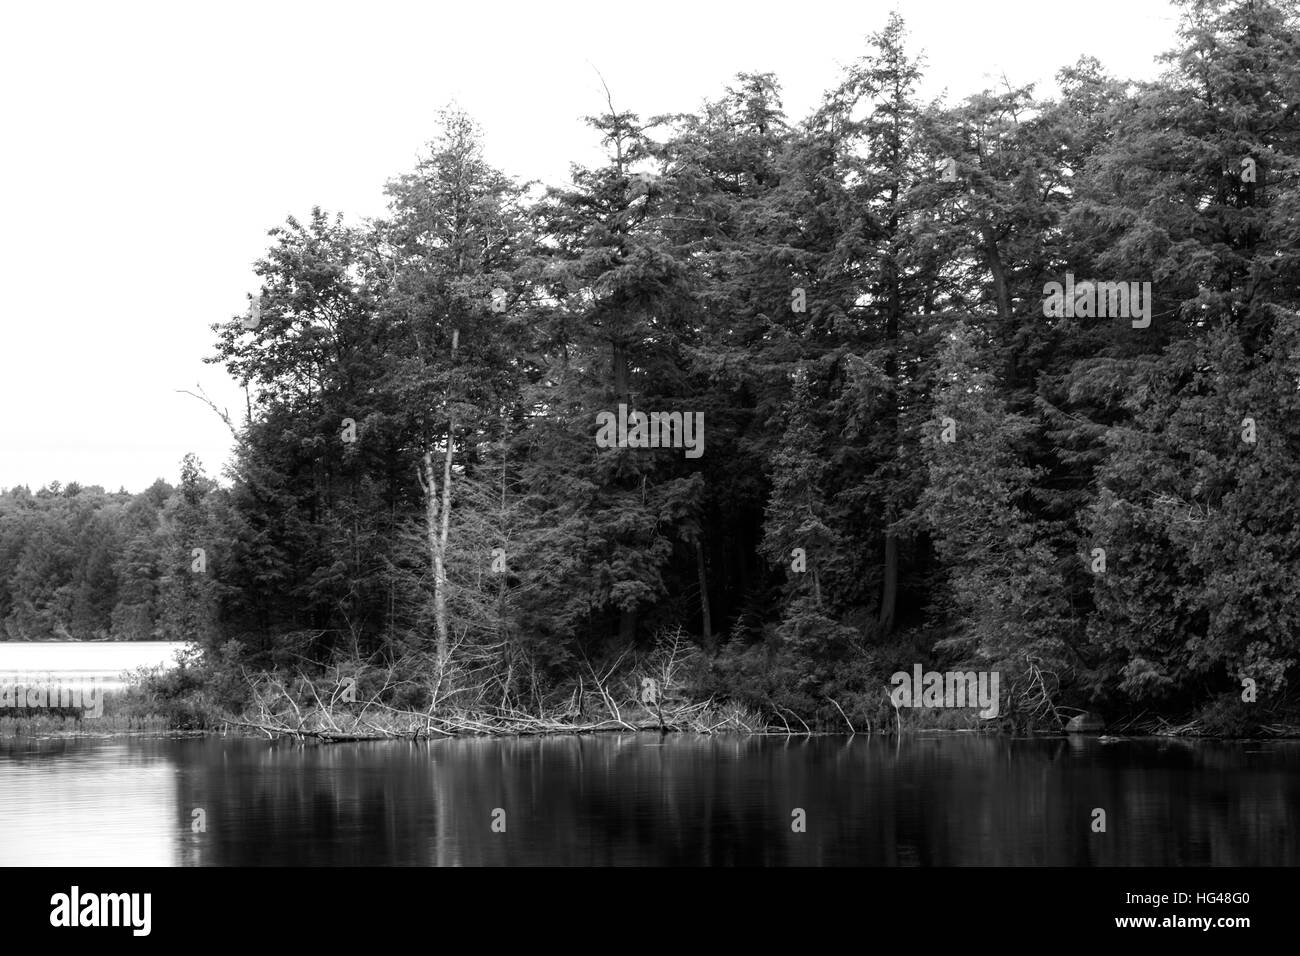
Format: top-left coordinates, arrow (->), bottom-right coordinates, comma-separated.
4,722 -> 1299,742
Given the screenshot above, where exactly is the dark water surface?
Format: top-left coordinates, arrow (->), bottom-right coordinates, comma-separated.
1,734 -> 1297,866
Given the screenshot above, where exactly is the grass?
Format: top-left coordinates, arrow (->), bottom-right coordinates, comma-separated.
0,713 -> 173,736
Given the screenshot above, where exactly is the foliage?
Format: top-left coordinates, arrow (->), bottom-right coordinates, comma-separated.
8,1 -> 1300,736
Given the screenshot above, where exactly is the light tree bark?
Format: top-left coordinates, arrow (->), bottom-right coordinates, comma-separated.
418,332 -> 459,672
419,446 -> 451,671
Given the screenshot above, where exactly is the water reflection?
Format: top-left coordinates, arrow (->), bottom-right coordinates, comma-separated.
1,734 -> 1297,866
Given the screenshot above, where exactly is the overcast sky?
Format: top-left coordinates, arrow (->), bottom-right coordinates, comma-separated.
0,0 -> 1182,494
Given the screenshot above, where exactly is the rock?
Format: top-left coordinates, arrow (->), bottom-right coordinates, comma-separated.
1066,712 -> 1105,733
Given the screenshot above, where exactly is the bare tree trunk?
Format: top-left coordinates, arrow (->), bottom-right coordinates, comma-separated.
498,441 -> 508,645
419,330 -> 459,672
438,424 -> 453,663
421,450 -> 451,670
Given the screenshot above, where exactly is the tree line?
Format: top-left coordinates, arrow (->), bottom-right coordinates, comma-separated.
0,461 -> 220,646
7,0 -> 1300,734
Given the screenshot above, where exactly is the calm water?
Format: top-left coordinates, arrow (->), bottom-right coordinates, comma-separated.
1,734 -> 1296,866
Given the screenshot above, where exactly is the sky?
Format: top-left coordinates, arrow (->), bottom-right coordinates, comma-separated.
0,0 -> 1183,494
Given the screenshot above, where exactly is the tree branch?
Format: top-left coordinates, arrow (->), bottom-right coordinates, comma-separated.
176,383 -> 239,440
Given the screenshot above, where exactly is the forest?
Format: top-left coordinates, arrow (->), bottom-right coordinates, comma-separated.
3,0 -> 1299,737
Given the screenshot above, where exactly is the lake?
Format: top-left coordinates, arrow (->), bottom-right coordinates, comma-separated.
0,641 -> 189,691
2,733 -> 1297,866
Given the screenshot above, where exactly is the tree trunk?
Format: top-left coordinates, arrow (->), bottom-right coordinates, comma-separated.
619,607 -> 637,645
612,334 -> 634,649
695,539 -> 713,651
981,224 -> 1011,324
879,518 -> 897,635
880,204 -> 902,637
612,339 -> 630,403
421,450 -> 451,671
438,425 -> 453,663
421,330 -> 459,673
980,224 -> 1015,387
497,442 -> 508,646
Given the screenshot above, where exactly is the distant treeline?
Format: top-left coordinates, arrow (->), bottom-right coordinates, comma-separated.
0,465 -> 220,645
7,1 -> 1300,734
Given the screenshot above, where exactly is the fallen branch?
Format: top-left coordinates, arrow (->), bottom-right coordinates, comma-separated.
826,696 -> 856,734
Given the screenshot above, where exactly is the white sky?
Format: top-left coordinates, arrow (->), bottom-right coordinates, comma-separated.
0,0 -> 1181,494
